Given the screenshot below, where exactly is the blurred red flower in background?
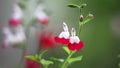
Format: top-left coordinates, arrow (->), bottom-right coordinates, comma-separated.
9,18 -> 20,27
38,30 -> 56,50
25,58 -> 42,68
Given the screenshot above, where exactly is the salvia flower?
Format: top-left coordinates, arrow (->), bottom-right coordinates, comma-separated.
25,58 -> 41,68
54,22 -> 70,44
68,28 -> 84,51
9,4 -> 22,27
35,4 -> 49,25
2,25 -> 26,48
38,30 -> 55,50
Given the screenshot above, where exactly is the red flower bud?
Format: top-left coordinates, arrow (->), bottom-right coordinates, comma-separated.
80,15 -> 84,22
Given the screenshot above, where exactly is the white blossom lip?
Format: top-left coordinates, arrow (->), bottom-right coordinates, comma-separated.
54,22 -> 70,44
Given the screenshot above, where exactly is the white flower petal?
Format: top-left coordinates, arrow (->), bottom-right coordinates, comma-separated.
70,36 -> 80,44
36,11 -> 48,20
12,4 -> 22,19
63,22 -> 68,32
59,32 -> 69,39
2,27 -> 11,35
71,28 -> 76,37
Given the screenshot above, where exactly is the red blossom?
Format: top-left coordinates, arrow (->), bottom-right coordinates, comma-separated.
68,41 -> 84,51
68,28 -> 84,51
54,36 -> 69,44
9,18 -> 20,27
54,22 -> 70,45
39,17 -> 49,25
38,31 -> 55,50
25,58 -> 42,68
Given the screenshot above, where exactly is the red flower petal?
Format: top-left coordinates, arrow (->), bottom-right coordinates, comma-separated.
54,36 -> 69,44
38,31 -> 55,50
9,18 -> 20,27
39,18 -> 49,25
68,41 -> 84,51
25,58 -> 41,68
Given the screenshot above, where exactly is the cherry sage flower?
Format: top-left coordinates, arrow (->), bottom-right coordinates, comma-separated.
9,4 -> 22,27
38,30 -> 55,50
68,28 -> 84,51
35,4 -> 49,25
2,25 -> 26,48
54,22 -> 70,44
25,58 -> 41,68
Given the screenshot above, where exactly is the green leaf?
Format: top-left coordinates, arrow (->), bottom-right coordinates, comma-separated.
39,50 -> 48,60
63,46 -> 71,54
40,59 -> 54,66
118,54 -> 120,58
18,2 -> 26,10
80,13 -> 94,25
68,4 -> 80,8
50,57 -> 64,62
119,63 -> 120,68
68,56 -> 83,64
25,55 -> 37,61
80,3 -> 87,8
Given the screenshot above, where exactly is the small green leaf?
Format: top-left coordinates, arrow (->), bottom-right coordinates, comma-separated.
68,56 -> 83,64
68,4 -> 80,8
25,55 -> 37,61
39,50 -> 48,60
40,59 -> 54,66
118,54 -> 120,58
50,57 -> 64,62
119,63 -> 120,68
18,2 -> 26,10
80,3 -> 87,8
80,13 -> 94,25
63,46 -> 71,54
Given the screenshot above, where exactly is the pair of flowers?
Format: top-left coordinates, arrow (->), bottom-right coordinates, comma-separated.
55,22 -> 84,51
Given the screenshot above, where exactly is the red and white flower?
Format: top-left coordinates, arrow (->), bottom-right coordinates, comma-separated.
54,22 -> 70,44
2,25 -> 26,48
35,4 -> 49,25
68,28 -> 84,51
9,4 -> 22,27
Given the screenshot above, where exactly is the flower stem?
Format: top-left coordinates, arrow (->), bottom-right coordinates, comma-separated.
39,50 -> 48,60
61,51 -> 76,68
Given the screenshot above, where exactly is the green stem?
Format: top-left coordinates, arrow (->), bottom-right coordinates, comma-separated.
39,50 -> 48,60
79,8 -> 82,15
78,23 -> 83,36
61,51 -> 76,68
45,66 -> 48,68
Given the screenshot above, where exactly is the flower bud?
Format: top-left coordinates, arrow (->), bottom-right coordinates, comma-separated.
88,14 -> 94,19
80,15 -> 84,22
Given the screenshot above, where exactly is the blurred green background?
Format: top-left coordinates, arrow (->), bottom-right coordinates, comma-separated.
45,0 -> 120,68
